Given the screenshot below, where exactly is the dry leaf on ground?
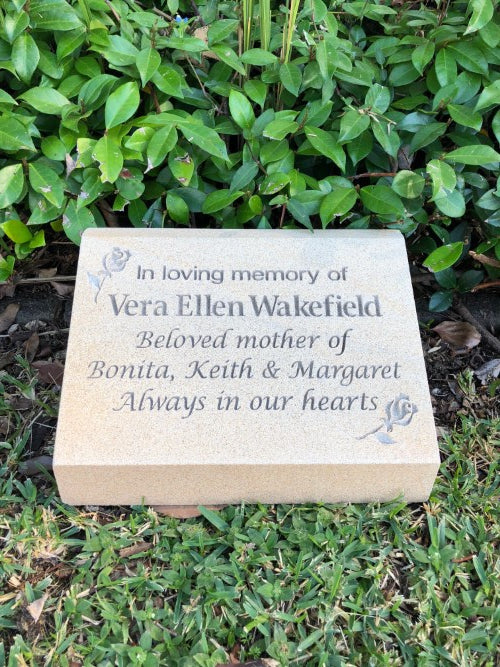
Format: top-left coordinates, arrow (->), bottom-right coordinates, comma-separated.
0,303 -> 19,332
0,349 -> 16,370
51,281 -> 74,296
8,396 -> 33,411
26,594 -> 48,623
24,332 -> 40,361
433,321 -> 481,350
32,360 -> 65,385
474,359 -> 500,384
154,505 -> 227,518
0,283 -> 16,299
38,268 -> 58,279
119,542 -> 151,558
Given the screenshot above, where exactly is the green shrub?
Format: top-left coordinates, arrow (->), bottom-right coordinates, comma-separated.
0,0 -> 499,308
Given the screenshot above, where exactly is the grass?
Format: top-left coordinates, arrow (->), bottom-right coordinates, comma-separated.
0,360 -> 499,666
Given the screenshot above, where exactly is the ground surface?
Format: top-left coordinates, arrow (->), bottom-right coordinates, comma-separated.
0,242 -> 499,666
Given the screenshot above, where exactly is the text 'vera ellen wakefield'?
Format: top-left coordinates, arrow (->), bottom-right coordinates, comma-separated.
107,293 -> 383,318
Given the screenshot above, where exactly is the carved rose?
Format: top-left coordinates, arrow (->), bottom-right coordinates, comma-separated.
89,247 -> 131,302
384,394 -> 418,431
102,247 -> 131,274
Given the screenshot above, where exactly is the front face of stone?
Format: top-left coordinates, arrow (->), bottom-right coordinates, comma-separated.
54,229 -> 439,505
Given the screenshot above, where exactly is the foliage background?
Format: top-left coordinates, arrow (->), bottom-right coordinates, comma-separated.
0,0 -> 499,308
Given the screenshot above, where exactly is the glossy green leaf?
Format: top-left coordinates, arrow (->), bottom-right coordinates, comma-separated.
19,87 -> 70,115
0,117 -> 35,152
93,135 -> 124,183
435,49 -> 456,87
287,199 -> 312,228
163,36 -> 208,52
339,110 -> 370,143
41,136 -> 67,161
411,41 -> 434,75
128,199 -> 148,227
240,49 -> 278,65
124,127 -> 155,155
388,62 -> 419,86
230,162 -> 259,193
260,138 -> 290,165
166,191 -> 189,224
78,75 -> 118,112
151,67 -> 185,97
280,63 -> 302,96
56,27 -> 86,60
260,173 -> 290,195
248,195 -> 263,214
105,82 -> 140,130
177,123 -> 229,161
447,104 -> 482,131
474,80 -> 500,110
320,188 -> 358,226
391,171 -> 425,199
0,164 -> 24,208
29,0 -> 83,31
1,219 -> 32,243
3,10 -> 29,43
465,0 -> 494,34
371,121 -> 400,158
62,201 -> 96,246
445,145 -> 500,165
365,84 -> 390,114
146,125 -> 177,171
207,19 -> 240,46
429,291 -> 453,312
28,162 -> 65,208
0,90 -> 18,106
202,189 -> 243,214
117,172 -> 145,201
229,90 -> 255,131
409,123 -> 447,153
168,147 -> 194,187
423,242 -> 464,272
479,19 -> 500,47
435,268 -> 457,290
263,119 -> 298,140
446,42 -> 487,76
136,47 -> 161,87
77,171 -> 104,209
427,160 -> 457,199
304,126 -> 345,172
244,80 -> 267,109
210,45 -> 246,75
12,34 -> 39,83
492,110 -> 500,144
434,189 -> 466,217
0,255 -> 15,282
360,185 -> 405,216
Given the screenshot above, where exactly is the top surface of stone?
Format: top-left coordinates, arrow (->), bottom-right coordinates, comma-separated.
55,229 -> 438,468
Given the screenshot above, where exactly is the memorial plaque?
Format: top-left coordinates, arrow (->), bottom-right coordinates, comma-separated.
54,229 -> 439,505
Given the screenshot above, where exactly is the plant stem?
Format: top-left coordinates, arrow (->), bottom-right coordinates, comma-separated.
259,0 -> 271,51
242,0 -> 254,54
190,0 -> 205,25
348,172 -> 397,180
104,0 -> 121,23
281,0 -> 301,64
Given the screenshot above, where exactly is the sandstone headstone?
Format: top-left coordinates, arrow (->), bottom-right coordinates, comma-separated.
54,229 -> 439,505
